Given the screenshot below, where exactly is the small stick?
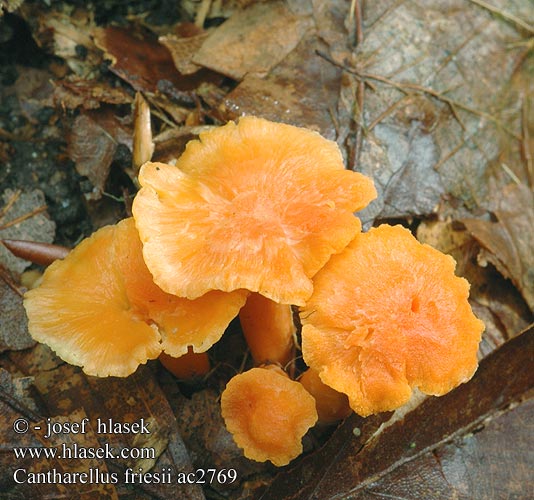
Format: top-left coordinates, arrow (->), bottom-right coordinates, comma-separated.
1,239 -> 70,266
468,0 -> 534,35
316,50 -> 522,140
0,206 -> 48,231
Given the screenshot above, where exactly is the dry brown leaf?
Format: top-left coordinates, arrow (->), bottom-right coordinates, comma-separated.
93,25 -> 210,94
417,219 -> 532,356
23,364 -> 205,499
345,397 -> 534,499
350,0 -> 529,223
463,183 -> 534,311
67,110 -> 132,200
53,78 -> 133,110
20,5 -> 102,77
193,0 -> 313,80
220,33 -> 342,139
160,27 -> 210,75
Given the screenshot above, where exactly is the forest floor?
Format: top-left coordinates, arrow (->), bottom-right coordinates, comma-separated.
1,1 -> 533,499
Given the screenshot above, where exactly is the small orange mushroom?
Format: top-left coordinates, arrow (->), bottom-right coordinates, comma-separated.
221,366 -> 318,466
239,292 -> 295,367
299,368 -> 352,424
301,224 -> 484,417
24,218 -> 247,377
132,116 -> 376,306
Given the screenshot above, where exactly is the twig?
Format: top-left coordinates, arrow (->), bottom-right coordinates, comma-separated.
368,96 -> 408,131
521,90 -> 533,187
0,265 -> 24,297
316,49 -> 522,140
468,0 -> 534,35
0,206 -> 48,231
0,189 -> 21,220
195,0 -> 212,28
348,0 -> 365,170
501,163 -> 521,185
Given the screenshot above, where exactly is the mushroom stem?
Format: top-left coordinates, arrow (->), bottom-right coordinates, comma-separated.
159,348 -> 210,379
299,368 -> 352,424
239,292 -> 295,368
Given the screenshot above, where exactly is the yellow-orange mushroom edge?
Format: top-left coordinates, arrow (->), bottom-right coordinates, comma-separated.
24,218 -> 248,377
132,116 -> 376,306
301,224 -> 484,417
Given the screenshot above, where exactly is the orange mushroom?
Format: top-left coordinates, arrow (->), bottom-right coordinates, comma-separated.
239,292 -> 295,367
221,366 -> 318,466
299,368 -> 352,424
301,224 -> 484,417
24,218 -> 248,377
132,116 -> 376,306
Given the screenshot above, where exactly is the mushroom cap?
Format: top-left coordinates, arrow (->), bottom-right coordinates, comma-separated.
115,219 -> 248,358
301,224 -> 484,416
221,366 -> 318,466
132,116 -> 376,306
24,218 -> 247,377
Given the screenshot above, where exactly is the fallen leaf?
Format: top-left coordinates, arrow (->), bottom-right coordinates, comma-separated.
67,110 -> 132,200
0,189 -> 56,274
193,0 -> 313,80
220,32 -> 342,140
350,0 -> 528,223
346,398 -> 534,499
28,364 -> 205,499
21,5 -> 102,77
0,278 -> 34,353
463,183 -> 534,312
160,26 -> 210,75
260,325 -> 534,499
417,219 -> 532,355
53,77 -> 133,110
94,25 -> 213,94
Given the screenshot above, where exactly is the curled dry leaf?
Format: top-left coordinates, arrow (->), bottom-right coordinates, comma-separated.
159,27 -> 209,75
132,92 -> 154,176
463,183 -> 534,312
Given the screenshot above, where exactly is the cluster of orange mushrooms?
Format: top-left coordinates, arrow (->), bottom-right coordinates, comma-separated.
24,117 -> 484,467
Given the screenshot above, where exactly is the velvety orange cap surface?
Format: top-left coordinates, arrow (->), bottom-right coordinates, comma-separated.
301,224 -> 484,416
221,367 -> 318,466
24,218 -> 247,377
132,116 -> 376,306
